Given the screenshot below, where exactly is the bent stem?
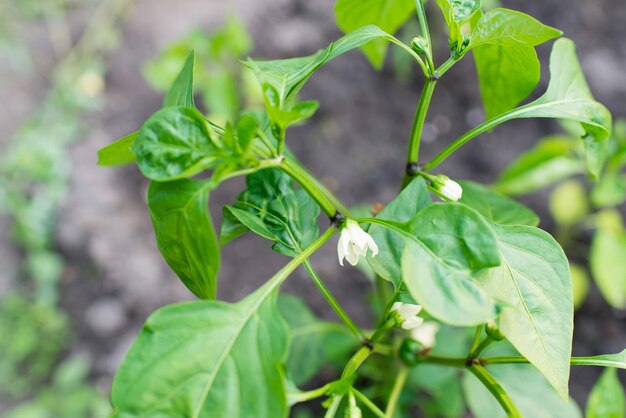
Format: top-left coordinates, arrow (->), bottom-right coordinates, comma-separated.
303,260 -> 365,340
469,365 -> 523,418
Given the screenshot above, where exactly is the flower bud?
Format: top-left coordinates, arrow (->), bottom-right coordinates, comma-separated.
485,320 -> 505,341
390,302 -> 423,330
411,36 -> 429,55
432,175 -> 463,201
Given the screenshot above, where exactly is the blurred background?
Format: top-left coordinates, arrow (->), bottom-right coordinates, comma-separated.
1,0 -> 625,416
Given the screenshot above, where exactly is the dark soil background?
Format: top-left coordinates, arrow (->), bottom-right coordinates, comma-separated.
2,0 -> 626,414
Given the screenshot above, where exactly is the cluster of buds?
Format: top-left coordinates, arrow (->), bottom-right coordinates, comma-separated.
391,302 -> 439,349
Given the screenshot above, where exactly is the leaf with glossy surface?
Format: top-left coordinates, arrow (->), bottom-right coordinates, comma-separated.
458,180 -> 539,226
496,136 -> 585,195
462,364 -> 582,418
148,179 -> 219,299
277,295 -> 355,386
221,168 -> 320,256
586,368 -> 626,418
97,132 -> 137,166
334,0 -> 414,69
132,107 -> 221,181
110,283 -> 289,417
163,50 -> 196,108
401,203 -> 500,326
367,177 -> 432,287
477,224 -> 573,398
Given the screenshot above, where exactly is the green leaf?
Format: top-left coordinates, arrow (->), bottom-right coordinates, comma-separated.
462,364 -> 582,418
163,50 -> 196,108
590,213 -> 626,309
592,172 -> 626,208
132,107 -> 221,181
495,136 -> 585,195
477,224 -> 573,398
245,25 -> 411,130
470,8 -> 562,50
401,203 -> 500,326
458,180 -> 539,226
367,177 -> 432,287
334,0 -> 414,69
147,179 -> 219,299
586,368 -> 626,418
97,132 -> 137,166
474,44 -> 540,119
549,180 -> 589,226
570,263 -> 590,310
110,283 -> 289,417
436,0 -> 482,50
509,39 -> 612,179
221,168 -> 320,257
277,294 -> 356,386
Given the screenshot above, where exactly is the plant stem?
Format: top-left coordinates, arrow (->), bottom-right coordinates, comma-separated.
415,0 -> 433,67
342,346 -> 373,381
280,158 -> 338,218
469,336 -> 495,359
324,395 -> 344,418
482,356 -> 626,367
402,79 -> 437,188
289,384 -> 331,404
303,260 -> 365,340
384,367 -> 409,418
421,355 -> 467,368
437,56 -> 457,77
468,326 -> 483,355
352,388 -> 386,418
469,365 -> 523,418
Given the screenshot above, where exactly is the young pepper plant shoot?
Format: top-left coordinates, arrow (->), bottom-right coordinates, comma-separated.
98,0 -> 624,417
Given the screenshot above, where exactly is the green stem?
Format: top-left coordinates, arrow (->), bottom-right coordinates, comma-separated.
423,109 -> 518,171
324,395 -> 344,418
482,356 -> 625,367
437,56 -> 457,77
303,260 -> 365,340
469,336 -> 495,359
342,346 -> 373,381
385,367 -> 409,418
403,80 -> 437,187
280,158 -> 338,218
352,388 -> 385,418
216,156 -> 284,183
289,384 -> 331,404
469,365 -> 523,418
415,0 -> 433,66
468,326 -> 483,355
421,355 -> 467,368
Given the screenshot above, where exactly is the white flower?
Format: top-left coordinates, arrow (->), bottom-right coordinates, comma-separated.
432,175 -> 463,201
410,322 -> 440,349
391,302 -> 423,330
337,219 -> 379,266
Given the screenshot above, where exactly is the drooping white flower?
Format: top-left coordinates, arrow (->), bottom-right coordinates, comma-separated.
410,322 -> 440,349
391,302 -> 424,330
337,219 -> 379,266
432,175 -> 463,201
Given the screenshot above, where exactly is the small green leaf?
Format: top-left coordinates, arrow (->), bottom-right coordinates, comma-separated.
132,107 -> 220,181
495,137 -> 585,196
458,180 -> 539,226
97,132 -> 137,166
367,177 -> 432,287
147,179 -> 219,299
163,50 -> 196,108
586,368 -> 626,418
462,364 -> 582,418
549,180 -> 589,226
592,172 -> 626,208
470,8 -> 562,50
436,0 -> 482,51
570,263 -> 590,310
590,212 -> 626,309
221,168 -> 320,256
277,294 -> 356,386
401,203 -> 500,326
334,0 -> 415,69
110,283 -> 289,417
477,224 -> 573,398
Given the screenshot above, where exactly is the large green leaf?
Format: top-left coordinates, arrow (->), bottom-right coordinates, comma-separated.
477,224 -> 573,398
436,0 -> 482,51
277,294 -> 355,386
97,132 -> 137,166
110,281 -> 289,417
586,368 -> 626,418
148,179 -> 219,299
132,107 -> 222,181
458,180 -> 539,226
401,203 -> 500,326
221,168 -> 320,257
495,136 -> 585,196
334,0 -> 414,69
462,364 -> 582,418
590,213 -> 626,309
245,25 -> 412,130
469,8 -> 562,50
367,177 -> 432,287
163,50 -> 196,108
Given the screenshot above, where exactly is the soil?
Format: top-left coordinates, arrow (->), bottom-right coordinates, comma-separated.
2,0 -> 626,413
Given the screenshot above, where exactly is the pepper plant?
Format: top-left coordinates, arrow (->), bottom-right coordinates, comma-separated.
98,1 -> 625,416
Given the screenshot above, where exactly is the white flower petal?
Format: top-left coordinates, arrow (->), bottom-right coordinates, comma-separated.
410,322 -> 440,349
